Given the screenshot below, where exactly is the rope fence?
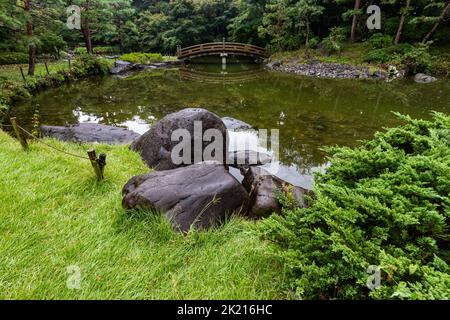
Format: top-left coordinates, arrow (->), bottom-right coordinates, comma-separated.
1,117 -> 106,181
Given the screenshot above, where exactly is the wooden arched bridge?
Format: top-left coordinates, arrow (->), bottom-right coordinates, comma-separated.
176,42 -> 268,60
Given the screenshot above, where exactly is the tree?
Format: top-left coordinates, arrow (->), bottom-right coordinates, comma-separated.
72,0 -> 107,53
394,0 -> 412,44
24,0 -> 36,75
350,0 -> 361,42
297,0 -> 324,47
229,0 -> 268,46
422,0 -> 450,42
258,0 -> 296,51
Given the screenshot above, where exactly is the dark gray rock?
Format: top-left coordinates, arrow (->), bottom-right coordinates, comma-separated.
122,162 -> 249,232
131,108 -> 228,170
40,123 -> 140,144
221,117 -> 252,131
414,73 -> 437,84
228,150 -> 272,169
242,167 -> 312,218
110,60 -> 135,75
111,60 -> 184,76
266,60 -> 282,69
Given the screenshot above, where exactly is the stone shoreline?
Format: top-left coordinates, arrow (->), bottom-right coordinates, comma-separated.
266,59 -> 388,80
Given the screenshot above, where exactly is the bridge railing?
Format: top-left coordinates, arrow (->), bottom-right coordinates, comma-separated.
177,42 -> 267,59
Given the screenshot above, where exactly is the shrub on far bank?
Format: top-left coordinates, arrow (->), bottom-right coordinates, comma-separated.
0,52 -> 29,65
321,27 -> 346,54
74,46 -> 119,56
119,52 -> 163,64
261,112 -> 450,300
72,54 -> 112,76
93,46 -> 119,55
74,47 -> 87,55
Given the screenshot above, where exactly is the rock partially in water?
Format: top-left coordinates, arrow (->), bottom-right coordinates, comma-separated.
131,108 -> 228,170
414,73 -> 437,84
40,123 -> 140,144
122,162 -> 249,232
242,167 -> 311,218
266,60 -> 282,69
111,60 -> 184,76
228,150 -> 272,169
221,117 -> 253,131
110,60 -> 135,75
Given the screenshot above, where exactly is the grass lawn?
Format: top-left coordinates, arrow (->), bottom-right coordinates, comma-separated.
0,61 -> 71,84
0,130 -> 285,299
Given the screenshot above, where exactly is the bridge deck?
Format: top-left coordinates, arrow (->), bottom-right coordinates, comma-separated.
177,42 -> 267,60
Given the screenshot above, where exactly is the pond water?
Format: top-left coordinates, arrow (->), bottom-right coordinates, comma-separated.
9,62 -> 450,189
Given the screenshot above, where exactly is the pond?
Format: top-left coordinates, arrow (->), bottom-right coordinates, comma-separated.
9,62 -> 450,189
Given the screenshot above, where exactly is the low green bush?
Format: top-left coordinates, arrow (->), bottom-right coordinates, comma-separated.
400,42 -> 433,74
74,47 -> 87,55
365,42 -> 433,74
0,52 -> 29,65
368,33 -> 393,49
321,27 -> 346,54
261,113 -> 450,299
93,46 -> 119,55
119,52 -> 163,64
72,54 -> 112,76
364,44 -> 412,63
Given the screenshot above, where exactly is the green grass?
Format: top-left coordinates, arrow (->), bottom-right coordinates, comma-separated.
0,61 -> 70,84
0,130 -> 285,299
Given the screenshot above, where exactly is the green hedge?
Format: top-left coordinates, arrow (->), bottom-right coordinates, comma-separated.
0,52 -> 29,65
261,113 -> 450,299
74,47 -> 87,55
93,46 -> 119,55
119,52 -> 163,64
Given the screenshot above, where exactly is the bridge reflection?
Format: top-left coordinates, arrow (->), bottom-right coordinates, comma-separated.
179,67 -> 268,84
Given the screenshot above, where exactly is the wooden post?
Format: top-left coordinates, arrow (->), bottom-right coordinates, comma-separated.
19,67 -> 26,84
98,153 -> 107,178
87,149 -> 105,181
44,62 -> 50,75
10,117 -> 28,150
68,58 -> 71,69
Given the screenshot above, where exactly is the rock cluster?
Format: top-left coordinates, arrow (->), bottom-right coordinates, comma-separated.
122,108 -> 312,232
267,59 -> 388,80
40,108 -> 313,232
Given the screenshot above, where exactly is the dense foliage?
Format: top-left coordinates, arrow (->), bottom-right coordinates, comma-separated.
261,113 -> 450,299
0,52 -> 29,65
1,0 -> 449,55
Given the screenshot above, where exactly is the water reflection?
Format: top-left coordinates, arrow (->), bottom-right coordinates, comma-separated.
8,65 -> 450,189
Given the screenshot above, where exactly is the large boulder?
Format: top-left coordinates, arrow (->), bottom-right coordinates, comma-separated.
242,167 -> 311,218
40,123 -> 140,144
131,108 -> 228,170
122,162 -> 249,232
414,73 -> 437,84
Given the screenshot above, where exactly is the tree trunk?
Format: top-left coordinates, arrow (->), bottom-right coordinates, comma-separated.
81,0 -> 93,54
422,1 -> 450,43
24,0 -> 35,76
305,16 -> 310,47
350,0 -> 361,42
394,0 -> 411,45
